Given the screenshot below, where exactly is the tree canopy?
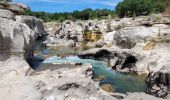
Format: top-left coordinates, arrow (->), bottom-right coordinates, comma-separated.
6,0 -> 12,2
116,0 -> 170,17
24,8 -> 116,22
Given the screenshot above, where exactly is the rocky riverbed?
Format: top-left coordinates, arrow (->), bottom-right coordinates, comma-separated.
44,13 -> 170,99
0,0 -> 170,100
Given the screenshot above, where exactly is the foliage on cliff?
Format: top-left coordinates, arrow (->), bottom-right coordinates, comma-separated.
116,0 -> 170,17
24,8 -> 116,22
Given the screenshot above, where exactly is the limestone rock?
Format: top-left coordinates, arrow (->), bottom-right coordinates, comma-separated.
31,63 -> 116,100
0,1 -> 28,14
114,26 -> 153,49
103,31 -> 116,45
15,15 -> 47,37
146,44 -> 170,98
96,39 -> 105,47
101,84 -> 114,92
124,92 -> 164,100
0,58 -> 30,76
60,20 -> 85,42
44,21 -> 61,36
0,17 -> 35,60
114,25 -> 170,49
0,76 -> 43,100
79,48 -> 148,74
0,9 -> 14,19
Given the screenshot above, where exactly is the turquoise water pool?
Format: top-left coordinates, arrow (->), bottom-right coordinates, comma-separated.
33,43 -> 147,93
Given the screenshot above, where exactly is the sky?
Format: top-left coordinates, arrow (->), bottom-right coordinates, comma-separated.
13,0 -> 123,13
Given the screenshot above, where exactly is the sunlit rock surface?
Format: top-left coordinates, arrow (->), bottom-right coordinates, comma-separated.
0,17 -> 35,60
16,15 -> 47,37
1,0 -> 170,99
0,1 -> 28,14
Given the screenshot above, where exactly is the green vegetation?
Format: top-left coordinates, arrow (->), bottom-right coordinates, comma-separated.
116,0 -> 170,17
24,8 -> 116,22
6,0 -> 12,2
24,0 -> 170,21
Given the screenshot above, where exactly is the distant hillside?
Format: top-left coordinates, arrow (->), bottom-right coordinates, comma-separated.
116,0 -> 170,17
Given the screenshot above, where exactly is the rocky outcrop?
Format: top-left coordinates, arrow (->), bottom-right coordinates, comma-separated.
146,71 -> 170,98
44,15 -> 170,48
0,17 -> 35,60
29,62 -> 117,100
0,76 -> 43,100
0,0 -> 47,61
41,14 -> 170,99
145,44 -> 170,98
114,24 -> 170,49
0,1 -> 28,14
0,9 -> 14,19
44,21 -> 61,36
44,20 -> 112,47
16,15 -> 47,37
0,1 -> 46,75
59,20 -> 85,42
78,48 -> 148,73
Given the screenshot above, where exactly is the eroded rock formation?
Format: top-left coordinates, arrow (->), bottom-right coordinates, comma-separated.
0,0 -> 46,78
0,1 -> 28,14
16,15 -> 47,37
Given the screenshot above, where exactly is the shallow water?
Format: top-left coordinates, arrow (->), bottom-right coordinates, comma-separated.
33,43 -> 147,93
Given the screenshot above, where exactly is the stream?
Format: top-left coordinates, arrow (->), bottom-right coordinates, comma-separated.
32,41 -> 147,94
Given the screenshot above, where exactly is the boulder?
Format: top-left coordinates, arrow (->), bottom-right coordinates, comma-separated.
113,25 -> 170,49
15,15 -> 47,37
101,84 -> 114,92
0,9 -> 14,19
0,58 -> 31,76
96,39 -> 105,47
109,18 -> 139,31
60,20 -> 84,42
114,26 -> 153,49
0,17 -> 35,60
103,31 -> 116,45
44,21 -> 61,36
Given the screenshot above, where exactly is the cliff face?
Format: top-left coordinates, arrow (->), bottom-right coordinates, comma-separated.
16,15 -> 47,37
0,17 -> 35,60
0,1 -> 46,75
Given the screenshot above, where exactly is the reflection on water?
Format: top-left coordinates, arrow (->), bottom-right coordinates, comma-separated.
33,42 -> 147,93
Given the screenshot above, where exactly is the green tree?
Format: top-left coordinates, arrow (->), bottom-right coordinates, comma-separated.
116,0 -> 169,18
6,0 -> 12,2
24,8 -> 116,22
